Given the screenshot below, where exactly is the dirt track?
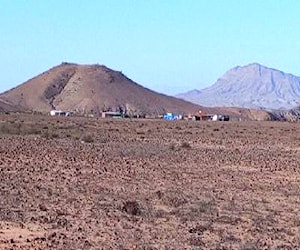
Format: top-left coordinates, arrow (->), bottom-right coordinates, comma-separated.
0,114 -> 299,249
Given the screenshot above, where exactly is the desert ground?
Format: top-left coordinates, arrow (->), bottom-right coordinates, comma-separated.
0,113 -> 299,249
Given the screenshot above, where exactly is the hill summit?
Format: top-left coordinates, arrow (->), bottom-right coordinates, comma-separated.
0,63 -> 201,116
177,63 -> 300,110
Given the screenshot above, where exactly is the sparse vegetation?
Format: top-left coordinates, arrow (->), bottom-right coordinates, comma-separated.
240,241 -> 259,250
80,134 -> 94,143
169,143 -> 176,150
181,141 -> 191,149
122,201 -> 141,216
0,121 -> 41,135
0,114 -> 299,248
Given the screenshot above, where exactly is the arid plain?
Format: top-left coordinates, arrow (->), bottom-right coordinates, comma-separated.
0,114 -> 299,249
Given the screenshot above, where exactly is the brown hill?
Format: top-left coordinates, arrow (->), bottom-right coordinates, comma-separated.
0,63 -> 202,116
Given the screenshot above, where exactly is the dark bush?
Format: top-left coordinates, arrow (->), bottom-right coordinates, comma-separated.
81,134 -> 94,143
122,201 -> 141,216
181,142 -> 191,149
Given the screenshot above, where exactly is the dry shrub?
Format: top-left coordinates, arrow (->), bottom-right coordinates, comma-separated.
81,134 -> 94,143
293,216 -> 300,227
41,130 -> 59,139
136,129 -> 146,135
169,143 -> 176,151
158,190 -> 188,208
194,199 -> 215,213
122,201 -> 141,216
176,199 -> 217,223
189,237 -> 205,247
181,142 -> 191,149
240,241 -> 259,250
188,223 -> 212,234
167,196 -> 187,208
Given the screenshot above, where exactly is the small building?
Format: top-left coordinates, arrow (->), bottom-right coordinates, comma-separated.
193,114 -> 213,121
163,113 -> 181,121
212,114 -> 230,121
192,110 -> 214,121
50,110 -> 72,117
212,114 -> 218,121
101,111 -> 123,118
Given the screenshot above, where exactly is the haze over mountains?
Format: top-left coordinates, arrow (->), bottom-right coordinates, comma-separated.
0,63 -> 202,116
177,63 -> 300,110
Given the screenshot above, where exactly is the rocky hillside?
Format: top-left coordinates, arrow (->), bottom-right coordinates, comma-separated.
0,63 -> 202,116
272,105 -> 300,122
0,97 -> 20,112
177,63 -> 300,110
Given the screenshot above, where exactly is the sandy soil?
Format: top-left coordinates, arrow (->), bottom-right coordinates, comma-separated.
0,114 -> 299,249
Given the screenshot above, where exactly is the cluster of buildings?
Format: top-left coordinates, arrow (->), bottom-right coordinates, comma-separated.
49,109 -> 229,121
163,112 -> 229,121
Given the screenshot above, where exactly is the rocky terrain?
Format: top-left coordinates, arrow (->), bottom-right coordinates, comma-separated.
177,63 -> 300,110
0,113 -> 299,249
0,63 -> 202,116
271,105 -> 300,122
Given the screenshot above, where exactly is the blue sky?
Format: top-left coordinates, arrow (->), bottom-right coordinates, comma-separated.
1,0 -> 300,94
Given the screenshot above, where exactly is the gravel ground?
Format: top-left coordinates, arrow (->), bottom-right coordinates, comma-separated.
0,114 -> 299,249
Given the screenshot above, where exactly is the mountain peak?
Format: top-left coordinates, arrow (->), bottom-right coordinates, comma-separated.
246,62 -> 263,68
178,63 -> 300,110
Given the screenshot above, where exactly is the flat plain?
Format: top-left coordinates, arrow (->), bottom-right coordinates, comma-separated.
0,114 -> 299,249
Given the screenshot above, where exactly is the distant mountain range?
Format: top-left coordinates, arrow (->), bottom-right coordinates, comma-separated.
176,63 -> 300,110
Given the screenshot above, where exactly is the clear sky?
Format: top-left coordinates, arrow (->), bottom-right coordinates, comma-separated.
1,0 -> 300,95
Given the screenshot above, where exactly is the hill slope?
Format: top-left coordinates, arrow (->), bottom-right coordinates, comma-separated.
0,63 -> 201,116
177,63 -> 300,110
271,105 -> 300,122
0,97 -> 20,112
